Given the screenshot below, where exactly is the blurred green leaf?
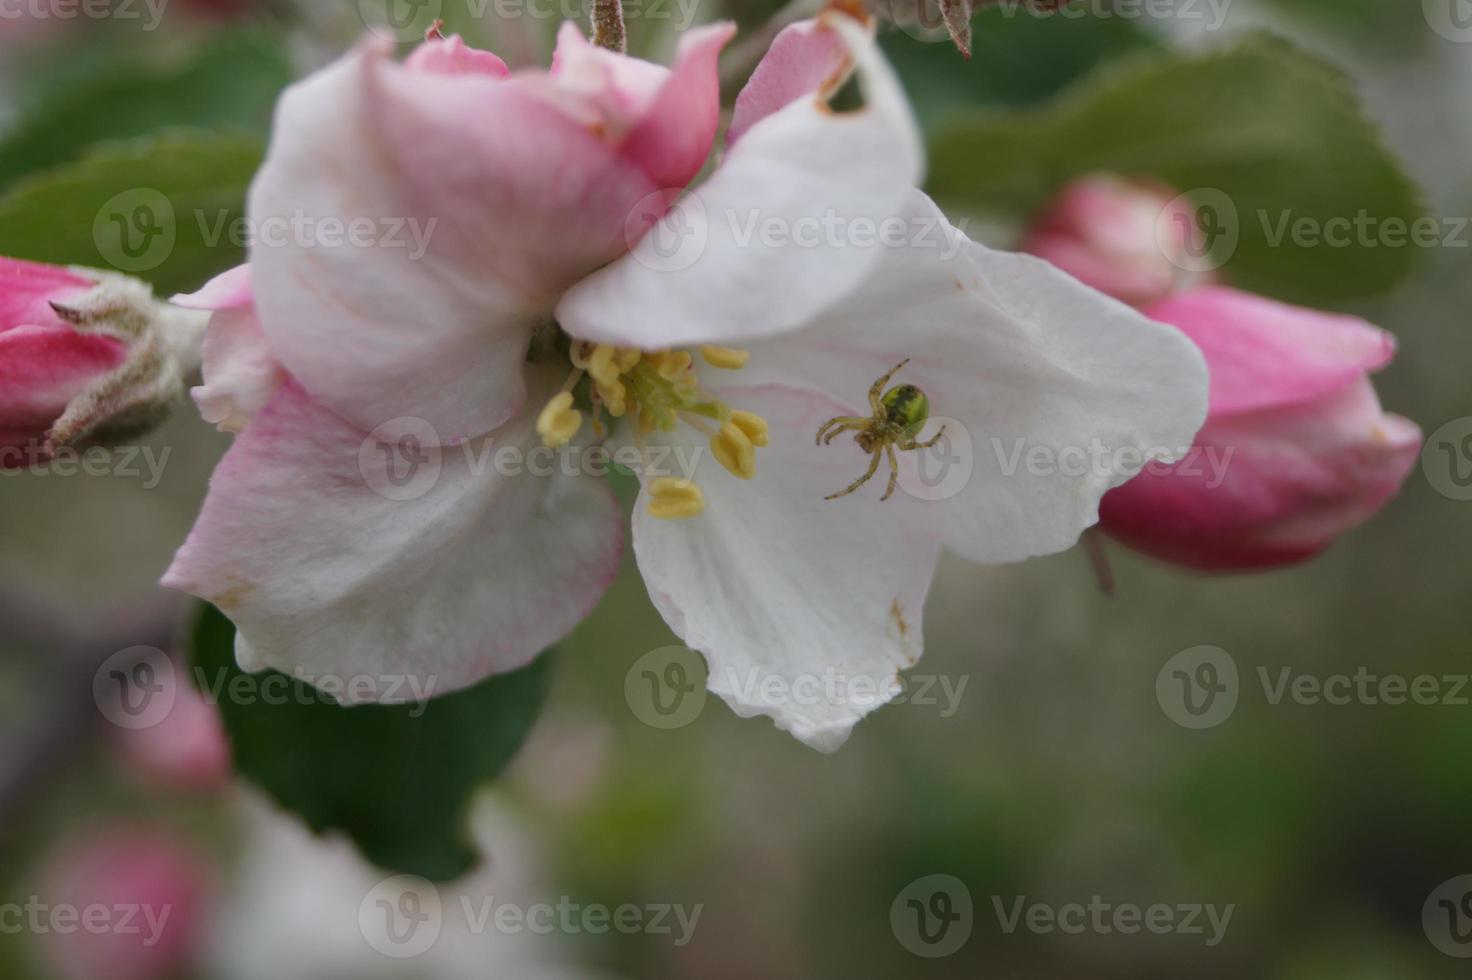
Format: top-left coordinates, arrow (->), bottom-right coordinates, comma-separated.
191,604 -> 554,881
0,133 -> 262,297
0,32 -> 288,190
882,8 -> 1160,130
927,33 -> 1425,303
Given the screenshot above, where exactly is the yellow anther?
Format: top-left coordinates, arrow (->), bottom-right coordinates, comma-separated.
596,378 -> 627,417
647,478 -> 706,520
636,408 -> 657,436
700,345 -> 750,370
615,347 -> 642,372
586,344 -> 621,385
711,421 -> 757,479
537,391 -> 582,448
650,350 -> 694,380
728,410 -> 769,448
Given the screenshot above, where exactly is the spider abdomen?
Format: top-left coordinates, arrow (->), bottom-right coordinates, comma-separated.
881,384 -> 930,438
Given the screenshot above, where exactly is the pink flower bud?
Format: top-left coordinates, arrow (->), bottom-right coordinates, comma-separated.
0,257 -> 205,464
1021,174 -> 1202,307
114,683 -> 233,795
1100,286 -> 1421,571
39,827 -> 212,980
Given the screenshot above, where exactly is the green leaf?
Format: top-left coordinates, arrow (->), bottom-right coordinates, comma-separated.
0,32 -> 289,190
0,133 -> 262,297
191,605 -> 554,880
882,8 -> 1160,130
926,33 -> 1425,304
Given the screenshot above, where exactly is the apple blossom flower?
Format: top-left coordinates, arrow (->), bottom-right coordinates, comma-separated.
38,826 -> 212,980
1020,173 -> 1206,307
1099,286 -> 1421,570
0,257 -> 206,464
164,12 -> 1208,749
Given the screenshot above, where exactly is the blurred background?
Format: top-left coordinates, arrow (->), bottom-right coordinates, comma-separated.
1,0 -> 1470,977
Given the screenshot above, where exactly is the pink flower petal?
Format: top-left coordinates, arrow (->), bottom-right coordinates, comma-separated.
0,324 -> 125,451
163,371 -> 623,696
404,32 -> 511,77
0,255 -> 93,331
1143,286 -> 1397,417
728,16 -> 853,146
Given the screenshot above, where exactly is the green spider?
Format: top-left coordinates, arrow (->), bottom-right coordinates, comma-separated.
816,359 -> 947,502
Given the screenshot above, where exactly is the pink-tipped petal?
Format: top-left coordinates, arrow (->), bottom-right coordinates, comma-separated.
0,324 -> 126,451
248,43 -> 663,443
620,22 -> 736,188
1144,286 -> 1397,416
0,255 -> 93,330
163,371 -> 623,698
727,17 -> 853,146
404,32 -> 512,77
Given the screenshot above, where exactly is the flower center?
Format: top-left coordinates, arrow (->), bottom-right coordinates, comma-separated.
536,341 -> 769,520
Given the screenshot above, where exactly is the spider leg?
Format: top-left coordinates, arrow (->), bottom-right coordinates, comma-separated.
825,448 -> 884,501
881,442 -> 901,501
901,424 -> 948,452
867,358 -> 911,414
817,416 -> 870,445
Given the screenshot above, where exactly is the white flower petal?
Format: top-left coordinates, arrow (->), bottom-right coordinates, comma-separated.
739,190 -> 1210,564
555,12 -> 923,349
163,368 -> 623,698
630,384 -> 941,752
